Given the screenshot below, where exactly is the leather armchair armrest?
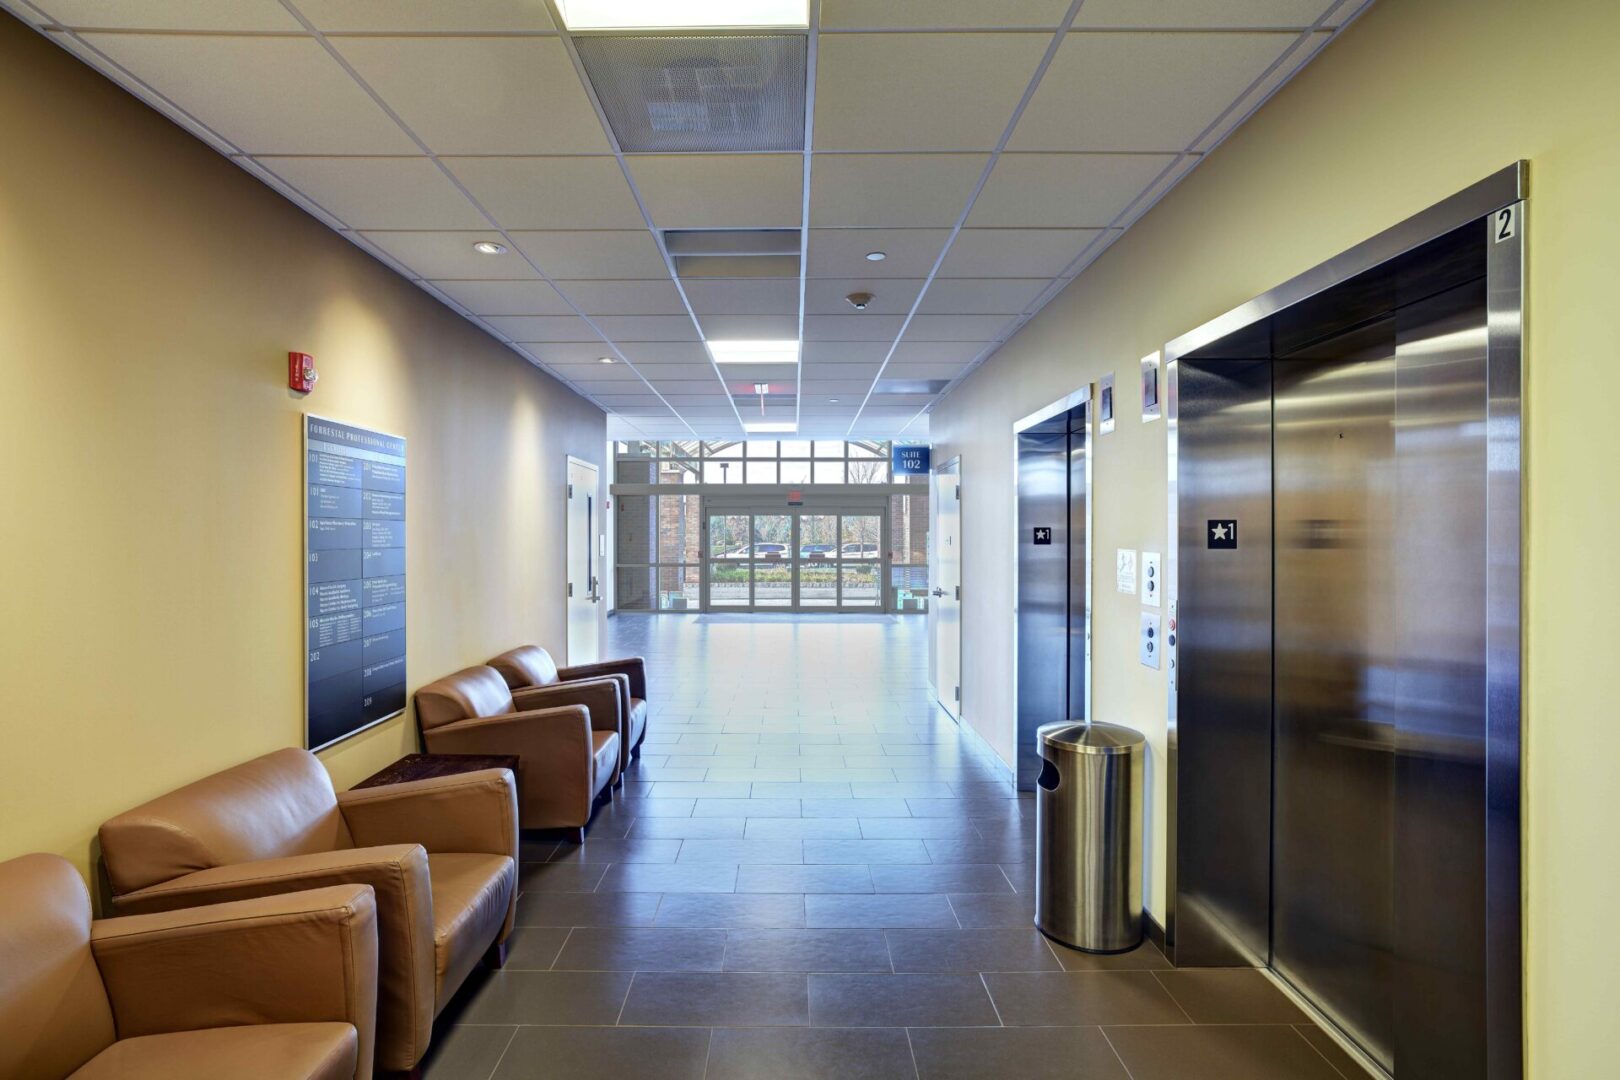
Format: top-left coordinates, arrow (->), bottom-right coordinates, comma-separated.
338,768 -> 518,863
560,655 -> 647,701
93,884 -> 379,1080
109,846 -> 435,1073
511,678 -> 623,734
425,707 -> 597,830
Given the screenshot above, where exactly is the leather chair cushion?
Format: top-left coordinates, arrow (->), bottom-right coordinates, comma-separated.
487,645 -> 560,690
99,749 -> 350,896
628,698 -> 648,748
427,853 -> 515,1012
591,731 -> 619,791
70,1023 -> 357,1080
0,855 -> 116,1080
415,667 -> 518,731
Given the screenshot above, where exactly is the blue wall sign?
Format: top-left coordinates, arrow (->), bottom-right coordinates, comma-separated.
892,445 -> 931,475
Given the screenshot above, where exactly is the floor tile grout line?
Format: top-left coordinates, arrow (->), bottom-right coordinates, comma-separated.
1098,1026 -> 1138,1080
613,970 -> 637,1027
904,1026 -> 922,1080
1291,1023 -> 1357,1080
550,925 -> 576,971
1149,969 -> 1199,1025
979,972 -> 1006,1028
479,1025 -> 520,1080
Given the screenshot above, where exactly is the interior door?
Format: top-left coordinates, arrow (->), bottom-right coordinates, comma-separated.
565,458 -> 600,664
934,469 -> 961,719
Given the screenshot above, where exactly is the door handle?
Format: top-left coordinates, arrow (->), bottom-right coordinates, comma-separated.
931,588 -> 946,597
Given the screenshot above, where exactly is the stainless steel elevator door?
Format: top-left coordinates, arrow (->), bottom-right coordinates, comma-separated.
1272,280 -> 1489,1077
1016,423 -> 1068,789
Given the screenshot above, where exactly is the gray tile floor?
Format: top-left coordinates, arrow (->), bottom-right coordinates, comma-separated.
425,614 -> 1364,1079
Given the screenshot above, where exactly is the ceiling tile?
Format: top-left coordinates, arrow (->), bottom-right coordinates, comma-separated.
805,278 -> 924,316
592,316 -> 701,342
805,315 -> 907,341
917,278 -> 1048,314
892,340 -> 995,365
332,36 -> 609,154
427,279 -> 574,316
442,157 -> 644,229
297,0 -> 556,31
814,34 -> 1048,151
1075,0 -> 1337,29
524,343 -> 630,366
618,342 -> 713,365
802,343 -> 890,366
1193,31 -> 1333,152
553,280 -> 687,316
820,0 -> 1071,29
627,155 -> 803,229
41,0 -> 299,30
966,152 -> 1176,227
81,34 -> 415,154
699,314 -> 800,339
810,155 -> 987,228
807,229 -> 951,279
358,230 -> 539,279
903,314 -> 1014,341
1010,31 -> 1299,151
682,278 -> 800,315
255,156 -> 484,229
886,360 -> 976,380
488,314 -> 600,341
510,231 -> 669,279
940,228 -> 1102,277
623,364 -> 717,381
798,378 -> 878,394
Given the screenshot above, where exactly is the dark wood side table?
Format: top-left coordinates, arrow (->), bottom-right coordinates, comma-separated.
353,753 -> 520,790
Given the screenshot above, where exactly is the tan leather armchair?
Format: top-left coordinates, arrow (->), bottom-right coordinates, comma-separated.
0,852 -> 377,1080
414,664 -> 619,840
487,645 -> 649,771
97,749 -> 518,1079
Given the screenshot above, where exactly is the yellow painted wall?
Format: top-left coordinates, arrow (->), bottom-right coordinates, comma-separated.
0,17 -> 606,887
929,0 -> 1620,1074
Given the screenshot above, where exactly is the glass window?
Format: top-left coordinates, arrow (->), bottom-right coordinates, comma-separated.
663,439 -> 700,459
615,458 -> 657,485
745,461 -> 778,484
657,565 -> 700,610
658,459 -> 699,484
657,494 -> 701,564
616,440 -> 656,457
779,440 -> 811,458
814,440 -> 846,458
703,460 -> 743,484
847,459 -> 889,483
703,440 -> 743,458
779,460 -> 811,485
746,441 -> 778,458
813,460 -> 845,483
615,566 -> 654,609
847,440 -> 884,459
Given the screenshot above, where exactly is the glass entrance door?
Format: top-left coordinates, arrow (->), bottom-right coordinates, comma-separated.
703,506 -> 889,611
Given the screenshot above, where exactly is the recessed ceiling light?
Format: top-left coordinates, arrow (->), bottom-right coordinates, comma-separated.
865,251 -> 887,262
708,340 -> 800,365
598,356 -> 616,364
744,422 -> 797,433
472,240 -> 507,255
829,398 -> 840,403
556,0 -> 807,30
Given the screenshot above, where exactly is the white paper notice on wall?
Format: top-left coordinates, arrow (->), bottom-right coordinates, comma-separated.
1141,552 -> 1161,607
1116,549 -> 1137,594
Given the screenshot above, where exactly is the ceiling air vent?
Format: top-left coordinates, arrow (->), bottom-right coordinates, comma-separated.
572,35 -> 807,153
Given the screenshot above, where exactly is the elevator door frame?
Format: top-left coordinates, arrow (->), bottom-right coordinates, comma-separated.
1163,163 -> 1524,1080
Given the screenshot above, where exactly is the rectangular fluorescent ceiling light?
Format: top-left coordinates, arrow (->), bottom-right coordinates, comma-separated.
744,422 -> 797,432
556,0 -> 808,30
708,340 -> 799,365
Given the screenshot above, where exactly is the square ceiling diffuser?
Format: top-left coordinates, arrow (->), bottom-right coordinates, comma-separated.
573,35 -> 807,153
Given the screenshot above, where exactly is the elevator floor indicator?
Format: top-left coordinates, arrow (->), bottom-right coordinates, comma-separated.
1207,519 -> 1238,549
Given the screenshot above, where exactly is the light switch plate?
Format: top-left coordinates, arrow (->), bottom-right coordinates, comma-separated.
1141,551 -> 1161,607
1139,611 -> 1162,669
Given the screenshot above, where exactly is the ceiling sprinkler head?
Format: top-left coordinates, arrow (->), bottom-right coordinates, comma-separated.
846,292 -> 874,311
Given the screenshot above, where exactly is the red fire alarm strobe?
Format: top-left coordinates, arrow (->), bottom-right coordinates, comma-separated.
288,352 -> 318,393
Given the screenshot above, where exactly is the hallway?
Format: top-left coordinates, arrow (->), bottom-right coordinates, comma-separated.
423,614 -> 1361,1079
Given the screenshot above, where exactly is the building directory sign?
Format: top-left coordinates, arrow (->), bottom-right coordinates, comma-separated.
892,445 -> 931,475
304,416 -> 407,750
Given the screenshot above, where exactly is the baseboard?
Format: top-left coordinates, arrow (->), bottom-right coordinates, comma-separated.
946,707 -> 1016,784
1145,910 -> 1168,954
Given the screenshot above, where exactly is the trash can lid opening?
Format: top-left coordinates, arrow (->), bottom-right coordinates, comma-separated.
1037,721 -> 1145,756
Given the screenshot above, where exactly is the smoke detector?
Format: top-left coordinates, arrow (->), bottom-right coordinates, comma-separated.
846,292 -> 874,311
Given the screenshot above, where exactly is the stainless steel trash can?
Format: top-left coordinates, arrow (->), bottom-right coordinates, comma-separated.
1034,721 -> 1145,952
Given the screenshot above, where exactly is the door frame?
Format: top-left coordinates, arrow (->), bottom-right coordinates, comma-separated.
932,456 -> 963,720
565,455 -> 601,664
701,497 -> 891,613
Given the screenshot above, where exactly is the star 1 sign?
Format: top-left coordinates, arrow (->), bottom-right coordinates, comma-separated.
1208,519 -> 1238,549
